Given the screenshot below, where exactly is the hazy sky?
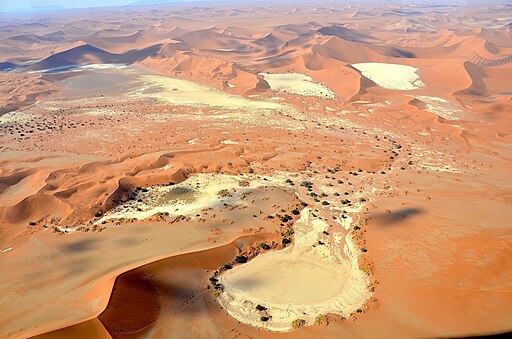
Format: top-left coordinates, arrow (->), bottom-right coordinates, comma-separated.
0,0 -> 126,11
0,0 -> 212,12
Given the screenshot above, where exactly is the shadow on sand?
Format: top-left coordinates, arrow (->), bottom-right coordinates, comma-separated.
370,207 -> 424,226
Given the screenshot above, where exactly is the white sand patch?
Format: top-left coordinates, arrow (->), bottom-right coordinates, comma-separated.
352,63 -> 424,90
30,63 -> 128,74
96,174 -> 286,223
217,208 -> 370,331
414,96 -> 462,120
410,145 -> 462,173
134,75 -> 289,113
0,247 -> 12,253
221,139 -> 238,145
80,108 -> 123,116
78,63 -> 128,71
0,111 -> 34,126
187,139 -> 198,145
227,83 -> 236,88
325,106 -> 337,111
260,73 -> 336,99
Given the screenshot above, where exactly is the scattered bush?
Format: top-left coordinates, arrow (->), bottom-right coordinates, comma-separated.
314,314 -> 329,326
238,180 -> 250,187
301,181 -> 313,188
260,316 -> 270,322
256,304 -> 267,311
217,189 -> 232,198
292,319 -> 306,329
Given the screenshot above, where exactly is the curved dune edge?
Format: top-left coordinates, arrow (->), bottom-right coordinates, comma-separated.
217,207 -> 371,331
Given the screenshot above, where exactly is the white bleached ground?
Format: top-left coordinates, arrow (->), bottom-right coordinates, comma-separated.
97,173 -> 294,223
260,73 -> 336,99
217,208 -> 371,331
0,110 -> 34,126
135,74 -> 288,112
352,63 -> 424,90
414,96 -> 463,120
97,174 -> 260,222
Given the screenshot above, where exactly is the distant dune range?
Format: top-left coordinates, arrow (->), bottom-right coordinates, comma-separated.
2,18 -> 511,112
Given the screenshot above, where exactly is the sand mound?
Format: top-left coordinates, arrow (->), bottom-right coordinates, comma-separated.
29,43 -> 162,71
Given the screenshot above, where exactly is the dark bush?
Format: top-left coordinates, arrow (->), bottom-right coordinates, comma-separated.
260,243 -> 271,250
235,255 -> 248,264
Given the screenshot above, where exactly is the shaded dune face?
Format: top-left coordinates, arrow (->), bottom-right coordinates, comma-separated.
1,1 -> 512,339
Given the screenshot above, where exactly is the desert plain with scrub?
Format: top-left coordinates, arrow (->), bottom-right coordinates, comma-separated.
0,0 -> 511,338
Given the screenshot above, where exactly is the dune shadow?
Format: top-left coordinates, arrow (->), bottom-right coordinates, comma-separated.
62,238 -> 98,253
435,331 -> 512,339
227,276 -> 265,290
370,207 -> 424,226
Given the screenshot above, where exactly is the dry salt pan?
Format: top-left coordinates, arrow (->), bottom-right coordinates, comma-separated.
260,73 -> 336,99
217,208 -> 370,331
135,75 -> 288,112
414,96 -> 462,120
352,63 -> 424,90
